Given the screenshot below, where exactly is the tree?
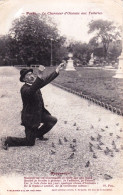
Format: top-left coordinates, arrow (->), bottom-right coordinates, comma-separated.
9,14 -> 66,66
68,41 -> 90,64
0,35 -> 12,66
88,20 -> 121,59
88,37 -> 98,51
108,45 -> 121,61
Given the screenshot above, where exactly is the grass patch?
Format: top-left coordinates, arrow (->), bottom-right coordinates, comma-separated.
17,66 -> 123,112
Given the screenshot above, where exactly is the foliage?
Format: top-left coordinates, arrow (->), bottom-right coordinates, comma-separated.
68,41 -> 90,64
88,20 -> 121,59
8,14 -> 66,66
0,35 -> 12,65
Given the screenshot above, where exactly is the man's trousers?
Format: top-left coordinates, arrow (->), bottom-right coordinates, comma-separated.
5,114 -> 57,147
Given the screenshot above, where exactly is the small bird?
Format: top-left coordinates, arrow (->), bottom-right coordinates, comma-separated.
105,126 -> 108,128
73,122 -> 76,126
115,148 -> 119,152
101,128 -> 105,132
121,145 -> 123,150
104,174 -> 112,180
110,152 -> 114,157
73,139 -> 76,143
97,134 -> 102,141
90,136 -> 95,141
68,153 -> 74,159
116,123 -> 119,126
99,141 -> 104,146
64,121 -> 67,124
93,153 -> 97,159
59,139 -> 62,145
52,142 -> 55,148
104,147 -> 111,155
97,144 -> 102,150
89,146 -> 93,152
120,129 -> 123,132
109,133 -> 113,136
90,125 -> 94,129
72,148 -> 76,152
51,150 -> 56,155
76,127 -> 79,130
112,140 -> 116,149
112,140 -> 115,146
64,137 -> 68,142
116,135 -> 120,139
85,161 -> 90,167
89,142 -> 93,147
70,144 -> 75,149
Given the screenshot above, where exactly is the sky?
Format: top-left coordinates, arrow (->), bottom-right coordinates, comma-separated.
0,0 -> 122,43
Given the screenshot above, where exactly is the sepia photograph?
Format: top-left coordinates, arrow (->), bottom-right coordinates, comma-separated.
0,0 -> 123,194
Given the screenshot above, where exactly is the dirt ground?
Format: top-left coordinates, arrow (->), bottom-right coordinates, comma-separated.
0,66 -> 123,183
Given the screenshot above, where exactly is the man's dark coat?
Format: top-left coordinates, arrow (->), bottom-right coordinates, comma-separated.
21,71 -> 59,127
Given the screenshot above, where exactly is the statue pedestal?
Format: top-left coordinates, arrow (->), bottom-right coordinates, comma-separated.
65,59 -> 76,71
113,52 -> 123,78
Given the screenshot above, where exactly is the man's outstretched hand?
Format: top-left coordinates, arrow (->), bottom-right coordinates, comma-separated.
56,60 -> 66,73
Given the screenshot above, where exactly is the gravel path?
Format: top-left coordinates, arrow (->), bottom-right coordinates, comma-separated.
0,67 -> 123,182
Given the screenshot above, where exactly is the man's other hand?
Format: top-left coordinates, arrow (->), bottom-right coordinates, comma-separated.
56,61 -> 66,73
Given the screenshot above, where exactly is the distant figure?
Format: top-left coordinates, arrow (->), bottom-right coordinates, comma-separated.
1,63 -> 65,150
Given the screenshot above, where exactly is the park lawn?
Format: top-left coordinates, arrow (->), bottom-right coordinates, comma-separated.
17,66 -> 123,112
39,66 -> 123,112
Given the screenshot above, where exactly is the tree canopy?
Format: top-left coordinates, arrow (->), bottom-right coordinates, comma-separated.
88,19 -> 121,59
8,14 -> 66,66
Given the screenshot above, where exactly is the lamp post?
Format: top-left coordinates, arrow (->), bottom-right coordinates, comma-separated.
50,38 -> 53,66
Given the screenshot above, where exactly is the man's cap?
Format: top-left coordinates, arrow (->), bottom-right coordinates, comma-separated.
20,68 -> 33,82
